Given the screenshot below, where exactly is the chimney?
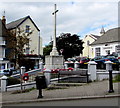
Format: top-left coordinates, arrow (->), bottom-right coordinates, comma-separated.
2,11 -> 6,26
2,15 -> 6,25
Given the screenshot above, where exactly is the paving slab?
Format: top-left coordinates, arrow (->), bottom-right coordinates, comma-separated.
1,80 -> 120,104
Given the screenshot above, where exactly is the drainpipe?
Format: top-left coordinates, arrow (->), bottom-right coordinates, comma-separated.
38,30 -> 40,56
38,30 -> 41,69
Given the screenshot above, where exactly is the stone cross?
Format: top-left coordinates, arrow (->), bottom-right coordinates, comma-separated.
50,4 -> 59,56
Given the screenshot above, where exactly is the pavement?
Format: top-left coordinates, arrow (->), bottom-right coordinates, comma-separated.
1,80 -> 120,105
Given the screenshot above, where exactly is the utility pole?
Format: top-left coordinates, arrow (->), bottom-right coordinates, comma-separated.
50,4 -> 59,56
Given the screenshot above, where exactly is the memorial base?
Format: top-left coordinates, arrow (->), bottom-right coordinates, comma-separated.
44,55 -> 64,69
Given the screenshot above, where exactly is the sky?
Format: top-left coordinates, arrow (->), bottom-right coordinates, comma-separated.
0,0 -> 119,46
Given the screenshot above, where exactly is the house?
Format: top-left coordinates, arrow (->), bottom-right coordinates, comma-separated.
0,15 -> 43,71
90,27 -> 120,57
81,28 -> 104,58
0,18 -> 14,72
6,15 -> 43,56
6,15 -> 43,70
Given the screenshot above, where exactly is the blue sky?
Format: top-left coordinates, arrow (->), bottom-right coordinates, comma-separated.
0,0 -> 118,46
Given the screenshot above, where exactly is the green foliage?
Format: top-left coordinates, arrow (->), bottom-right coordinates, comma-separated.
6,28 -> 33,68
113,74 -> 120,82
7,77 -> 20,86
43,42 -> 52,56
56,33 -> 84,60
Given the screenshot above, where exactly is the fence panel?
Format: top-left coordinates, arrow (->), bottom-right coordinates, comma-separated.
58,69 -> 89,83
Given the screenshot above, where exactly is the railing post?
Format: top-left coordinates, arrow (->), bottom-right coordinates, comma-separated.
0,75 -> 8,92
88,61 -> 97,81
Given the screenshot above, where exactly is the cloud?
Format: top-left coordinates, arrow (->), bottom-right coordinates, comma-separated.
0,1 -> 118,46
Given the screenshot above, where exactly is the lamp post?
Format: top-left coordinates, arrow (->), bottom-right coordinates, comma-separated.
105,61 -> 114,93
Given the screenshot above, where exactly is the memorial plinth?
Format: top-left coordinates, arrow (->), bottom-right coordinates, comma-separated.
44,55 -> 64,69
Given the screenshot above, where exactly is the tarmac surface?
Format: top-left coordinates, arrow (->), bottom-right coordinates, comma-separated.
1,79 -> 120,105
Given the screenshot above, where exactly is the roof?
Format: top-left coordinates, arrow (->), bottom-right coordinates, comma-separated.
90,27 -> 120,45
84,34 -> 100,41
6,16 -> 40,31
90,34 -> 101,39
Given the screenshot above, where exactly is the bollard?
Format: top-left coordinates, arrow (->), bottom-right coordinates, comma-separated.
88,61 -> 97,81
74,61 -> 79,70
39,62 -> 44,72
44,69 -> 51,86
105,61 -> 112,72
21,66 -> 25,75
1,75 -> 8,92
105,61 -> 114,93
20,66 -> 25,91
64,61 -> 68,69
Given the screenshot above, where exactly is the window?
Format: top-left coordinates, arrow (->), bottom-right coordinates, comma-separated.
106,50 -> 110,55
1,64 -> 5,69
95,48 -> 101,56
0,37 -> 5,45
26,47 -> 30,54
87,40 -> 90,46
25,25 -> 30,33
0,47 -> 5,58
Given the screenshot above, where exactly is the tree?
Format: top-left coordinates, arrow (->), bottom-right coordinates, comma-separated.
6,28 -> 33,69
57,33 -> 84,60
43,33 -> 84,60
43,42 -> 52,56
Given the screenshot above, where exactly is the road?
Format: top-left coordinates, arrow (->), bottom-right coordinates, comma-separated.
3,97 -> 120,106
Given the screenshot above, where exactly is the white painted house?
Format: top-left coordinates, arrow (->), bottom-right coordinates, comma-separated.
90,27 -> 120,58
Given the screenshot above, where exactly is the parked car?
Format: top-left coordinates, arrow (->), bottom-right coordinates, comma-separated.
91,55 -> 119,64
0,68 -> 18,76
67,58 -> 76,62
77,57 -> 90,64
116,56 -> 120,62
91,56 -> 105,61
110,53 -> 120,63
105,55 -> 119,63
